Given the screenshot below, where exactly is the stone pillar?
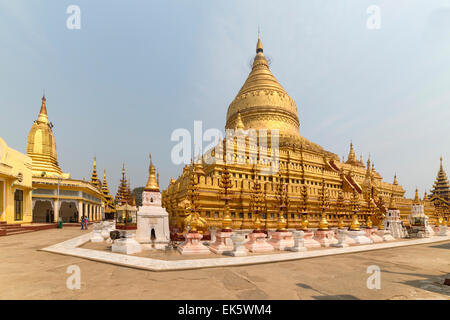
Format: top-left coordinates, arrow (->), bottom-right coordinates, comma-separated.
54,199 -> 59,223
78,200 -> 83,222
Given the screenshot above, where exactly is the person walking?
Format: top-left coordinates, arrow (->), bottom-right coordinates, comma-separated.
80,215 -> 85,230
84,216 -> 89,230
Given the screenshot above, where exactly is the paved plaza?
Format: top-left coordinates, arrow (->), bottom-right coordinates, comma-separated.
0,228 -> 449,300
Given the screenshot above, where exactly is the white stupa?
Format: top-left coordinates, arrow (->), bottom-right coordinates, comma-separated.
136,154 -> 170,250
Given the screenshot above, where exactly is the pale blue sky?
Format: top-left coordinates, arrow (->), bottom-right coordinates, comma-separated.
1,1 -> 449,198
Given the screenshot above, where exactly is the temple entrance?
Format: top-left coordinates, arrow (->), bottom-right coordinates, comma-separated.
33,200 -> 54,223
151,228 -> 156,241
59,201 -> 78,223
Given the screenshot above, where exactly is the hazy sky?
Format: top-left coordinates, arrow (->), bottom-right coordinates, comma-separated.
1,1 -> 449,198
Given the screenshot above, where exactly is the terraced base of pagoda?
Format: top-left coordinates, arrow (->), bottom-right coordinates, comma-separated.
40,232 -> 450,271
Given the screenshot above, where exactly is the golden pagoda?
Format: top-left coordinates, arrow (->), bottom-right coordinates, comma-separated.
427,156 -> 450,224
27,95 -> 69,178
429,157 -> 450,207
26,95 -> 104,223
101,169 -> 116,219
115,164 -> 131,205
90,156 -> 101,189
162,36 -> 431,231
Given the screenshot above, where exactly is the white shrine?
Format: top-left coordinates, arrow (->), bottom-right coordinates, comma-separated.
407,188 -> 434,238
384,193 -> 407,239
136,154 -> 170,250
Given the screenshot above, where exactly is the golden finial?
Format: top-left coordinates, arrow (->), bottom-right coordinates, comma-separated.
145,152 -> 159,192
256,33 -> 263,53
413,187 -> 420,205
393,174 -> 398,185
440,156 -> 443,170
37,94 -> 49,123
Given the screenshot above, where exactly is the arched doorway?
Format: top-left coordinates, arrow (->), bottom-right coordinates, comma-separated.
151,228 -> 156,241
59,201 -> 78,223
33,200 -> 54,223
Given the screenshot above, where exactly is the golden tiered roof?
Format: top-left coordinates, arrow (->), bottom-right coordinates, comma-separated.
144,153 -> 160,192
27,95 -> 69,178
115,164 -> 131,205
90,156 -> 101,189
101,169 -> 115,213
345,142 -> 364,167
430,157 -> 450,201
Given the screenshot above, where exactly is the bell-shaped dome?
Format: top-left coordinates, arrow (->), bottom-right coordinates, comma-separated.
226,36 -> 300,137
26,95 -> 66,178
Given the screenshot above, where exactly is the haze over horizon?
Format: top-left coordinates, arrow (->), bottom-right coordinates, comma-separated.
1,0 -> 450,198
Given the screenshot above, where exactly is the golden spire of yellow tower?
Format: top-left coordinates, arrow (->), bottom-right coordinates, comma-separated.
27,95 -> 68,178
37,94 -> 49,123
393,174 -> 398,185
144,153 -> 160,192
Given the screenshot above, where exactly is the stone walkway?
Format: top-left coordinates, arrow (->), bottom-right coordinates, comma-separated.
0,228 -> 449,299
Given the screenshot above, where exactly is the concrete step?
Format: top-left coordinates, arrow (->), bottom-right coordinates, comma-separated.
1,224 -> 23,229
6,229 -> 35,236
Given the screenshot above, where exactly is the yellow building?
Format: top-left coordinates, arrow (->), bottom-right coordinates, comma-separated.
0,137 -> 33,224
162,36 -> 437,231
27,96 -> 104,223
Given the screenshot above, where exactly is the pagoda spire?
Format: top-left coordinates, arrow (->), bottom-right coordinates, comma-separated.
144,153 -> 160,192
413,187 -> 421,205
430,157 -> 450,201
256,33 -> 263,53
346,141 -> 357,164
37,94 -> 49,124
101,169 -> 115,216
90,156 -> 100,189
116,163 -> 129,205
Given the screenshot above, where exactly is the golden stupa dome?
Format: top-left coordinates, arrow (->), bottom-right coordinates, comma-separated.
226,36 -> 300,137
226,36 -> 336,157
26,95 -> 68,178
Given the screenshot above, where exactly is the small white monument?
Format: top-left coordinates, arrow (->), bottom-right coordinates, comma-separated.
286,230 -> 307,252
136,154 -> 170,250
384,193 -> 407,239
407,188 -> 434,238
224,233 -> 248,257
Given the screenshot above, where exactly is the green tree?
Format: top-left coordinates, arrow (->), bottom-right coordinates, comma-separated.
132,187 -> 144,207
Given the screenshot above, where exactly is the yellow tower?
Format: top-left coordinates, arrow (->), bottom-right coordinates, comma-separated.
26,95 -> 69,178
